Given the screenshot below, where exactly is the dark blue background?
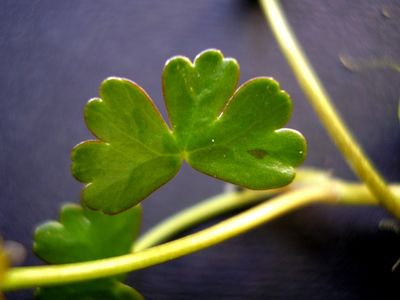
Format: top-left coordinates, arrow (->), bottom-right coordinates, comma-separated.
1,0 -> 400,299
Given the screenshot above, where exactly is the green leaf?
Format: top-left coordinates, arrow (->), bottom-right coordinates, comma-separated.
34,203 -> 141,263
35,280 -> 143,300
181,78 -> 306,189
33,203 -> 143,299
164,50 -> 306,188
162,49 -> 239,147
71,78 -> 182,213
72,49 -> 306,213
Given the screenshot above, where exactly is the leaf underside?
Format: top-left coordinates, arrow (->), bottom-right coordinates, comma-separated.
33,204 -> 143,299
72,49 -> 307,214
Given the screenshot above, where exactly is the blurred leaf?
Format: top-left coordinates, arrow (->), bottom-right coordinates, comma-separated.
72,49 -> 306,214
34,203 -> 141,262
0,239 -> 8,297
33,204 -> 143,299
398,101 -> 400,121
35,280 -> 143,300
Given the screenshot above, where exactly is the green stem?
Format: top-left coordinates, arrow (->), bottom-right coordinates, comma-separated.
259,0 -> 400,218
2,186 -> 335,291
134,168 -> 386,252
134,188 -> 281,252
5,169 -> 398,292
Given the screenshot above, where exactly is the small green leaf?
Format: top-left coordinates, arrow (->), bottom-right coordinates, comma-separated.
71,78 -> 182,213
35,280 -> 143,300
72,49 -> 306,213
34,203 -> 141,262
33,204 -> 143,299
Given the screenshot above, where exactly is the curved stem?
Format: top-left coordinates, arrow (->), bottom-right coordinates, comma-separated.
134,188 -> 282,252
2,186 -> 336,291
134,168 -> 387,252
3,170 -> 399,292
259,0 -> 400,218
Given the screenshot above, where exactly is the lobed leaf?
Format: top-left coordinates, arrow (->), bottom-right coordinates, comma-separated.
163,49 -> 239,147
33,204 -> 143,299
183,78 -> 306,189
71,78 -> 181,214
72,49 -> 306,214
163,50 -> 306,189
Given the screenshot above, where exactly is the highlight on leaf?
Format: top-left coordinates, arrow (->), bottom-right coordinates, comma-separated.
33,204 -> 143,299
72,49 -> 306,214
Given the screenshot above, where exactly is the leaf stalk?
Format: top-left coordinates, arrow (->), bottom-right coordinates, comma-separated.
259,0 -> 400,218
3,169 -> 399,292
1,185 -> 335,291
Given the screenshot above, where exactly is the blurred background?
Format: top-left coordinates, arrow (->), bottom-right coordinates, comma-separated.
1,0 -> 400,299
